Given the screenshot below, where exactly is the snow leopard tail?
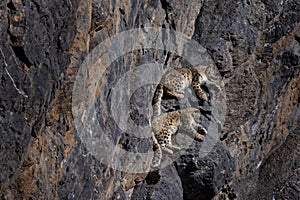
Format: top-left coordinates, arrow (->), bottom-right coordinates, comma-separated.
152,84 -> 164,117
151,133 -> 162,168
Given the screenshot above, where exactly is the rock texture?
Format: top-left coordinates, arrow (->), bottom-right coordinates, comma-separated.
0,0 -> 299,200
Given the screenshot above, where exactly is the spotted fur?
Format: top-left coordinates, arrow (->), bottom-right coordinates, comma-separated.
152,66 -> 216,117
151,108 -> 207,168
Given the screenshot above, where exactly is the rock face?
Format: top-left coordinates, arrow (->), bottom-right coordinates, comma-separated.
0,0 -> 299,200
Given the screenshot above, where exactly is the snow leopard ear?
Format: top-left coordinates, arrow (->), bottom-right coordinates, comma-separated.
191,109 -> 201,120
191,65 -> 209,74
197,65 -> 209,71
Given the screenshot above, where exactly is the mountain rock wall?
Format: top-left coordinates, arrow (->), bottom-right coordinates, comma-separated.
0,0 -> 299,199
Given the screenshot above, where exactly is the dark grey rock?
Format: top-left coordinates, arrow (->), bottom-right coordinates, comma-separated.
0,0 -> 78,186
131,162 -> 183,200
176,142 -> 234,200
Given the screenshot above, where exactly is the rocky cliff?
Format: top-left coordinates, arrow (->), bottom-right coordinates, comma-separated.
0,0 -> 299,199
